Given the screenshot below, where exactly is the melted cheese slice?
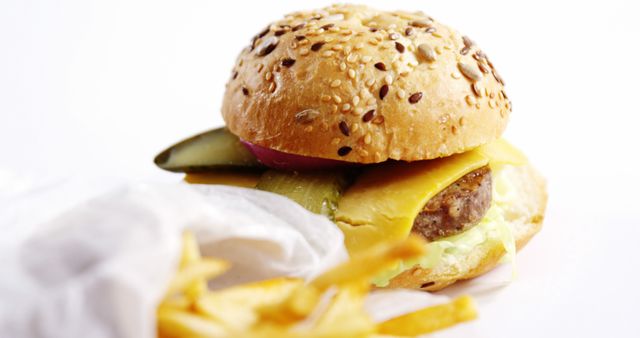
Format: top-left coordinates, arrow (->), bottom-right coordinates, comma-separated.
335,139 -> 527,254
184,171 -> 261,188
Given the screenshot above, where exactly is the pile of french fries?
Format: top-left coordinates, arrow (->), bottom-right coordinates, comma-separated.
157,233 -> 477,338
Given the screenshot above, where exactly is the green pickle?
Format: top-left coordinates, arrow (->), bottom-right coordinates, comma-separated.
154,127 -> 263,173
256,170 -> 354,220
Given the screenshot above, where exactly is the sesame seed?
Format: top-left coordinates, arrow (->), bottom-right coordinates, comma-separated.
465,95 -> 476,106
384,74 -> 393,85
372,115 -> 385,124
331,137 -> 340,145
354,42 -> 364,50
478,62 -> 490,74
410,20 -> 431,28
354,107 -> 363,115
281,58 -> 296,67
395,42 -> 405,53
379,84 -> 389,99
374,62 -> 387,71
490,92 -> 496,99
405,27 -> 414,36
459,117 -> 466,126
311,42 -> 325,51
362,109 -> 375,122
396,89 -> 406,99
352,95 -> 360,105
361,55 -> 372,63
333,95 -> 342,104
364,133 -> 372,144
268,82 -> 276,93
462,36 -> 474,48
338,146 -> 352,156
366,78 -> 375,87
458,62 -> 483,82
451,72 -> 462,79
342,103 -> 351,112
331,105 -> 338,113
265,71 -> 273,81
321,50 -> 334,57
321,94 -> 331,102
428,28 -> 438,35
357,148 -> 369,157
292,23 -> 305,31
493,69 -> 505,85
304,125 -> 313,132
489,100 -> 497,108
330,79 -> 341,88
408,92 -> 423,103
242,87 -> 249,96
321,23 -> 334,30
351,123 -> 359,133
348,69 -> 356,79
257,26 -> 270,39
295,109 -> 320,124
331,44 -> 343,51
347,53 -> 358,63
472,83 -> 483,97
256,36 -> 279,56
300,48 -> 310,56
339,121 -> 350,136
389,32 -> 400,40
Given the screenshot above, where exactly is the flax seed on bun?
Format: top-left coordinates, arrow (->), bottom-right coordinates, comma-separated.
222,4 -> 511,163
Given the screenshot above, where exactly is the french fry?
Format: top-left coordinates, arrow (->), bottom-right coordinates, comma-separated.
310,236 -> 426,291
180,232 -> 208,300
157,232 -> 477,338
157,308 -> 229,338
165,258 -> 229,297
308,285 -> 375,338
256,283 -> 321,325
196,277 -> 304,330
376,295 -> 478,336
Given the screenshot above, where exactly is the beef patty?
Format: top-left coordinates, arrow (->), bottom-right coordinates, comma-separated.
412,166 -> 492,241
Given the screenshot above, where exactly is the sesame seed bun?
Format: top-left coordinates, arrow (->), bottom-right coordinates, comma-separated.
385,163 -> 547,291
222,4 -> 511,162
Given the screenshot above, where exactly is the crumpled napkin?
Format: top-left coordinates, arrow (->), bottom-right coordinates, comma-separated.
0,181 -> 469,338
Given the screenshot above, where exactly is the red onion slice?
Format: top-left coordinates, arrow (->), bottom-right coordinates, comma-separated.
241,140 -> 356,170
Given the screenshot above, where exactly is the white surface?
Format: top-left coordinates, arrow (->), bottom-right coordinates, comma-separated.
0,183 -> 349,337
1,0 -> 640,337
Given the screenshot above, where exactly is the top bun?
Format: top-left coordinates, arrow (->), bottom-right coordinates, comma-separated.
222,4 -> 511,163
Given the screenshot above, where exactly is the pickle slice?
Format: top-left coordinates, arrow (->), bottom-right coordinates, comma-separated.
154,128 -> 263,173
256,170 -> 354,220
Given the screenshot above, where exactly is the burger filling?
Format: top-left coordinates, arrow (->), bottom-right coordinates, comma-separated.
412,166 -> 492,241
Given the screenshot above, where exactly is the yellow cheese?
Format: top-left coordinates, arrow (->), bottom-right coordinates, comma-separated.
335,139 -> 526,255
184,171 -> 261,188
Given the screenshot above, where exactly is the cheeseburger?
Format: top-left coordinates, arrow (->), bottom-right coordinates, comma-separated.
155,4 -> 547,291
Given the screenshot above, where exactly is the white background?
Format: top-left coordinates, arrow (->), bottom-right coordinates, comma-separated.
2,0 -> 640,337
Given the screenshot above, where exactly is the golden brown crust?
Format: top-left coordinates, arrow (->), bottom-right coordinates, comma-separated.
385,163 -> 547,291
222,4 -> 510,163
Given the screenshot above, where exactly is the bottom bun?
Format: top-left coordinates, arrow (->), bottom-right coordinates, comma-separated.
385,163 -> 547,291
